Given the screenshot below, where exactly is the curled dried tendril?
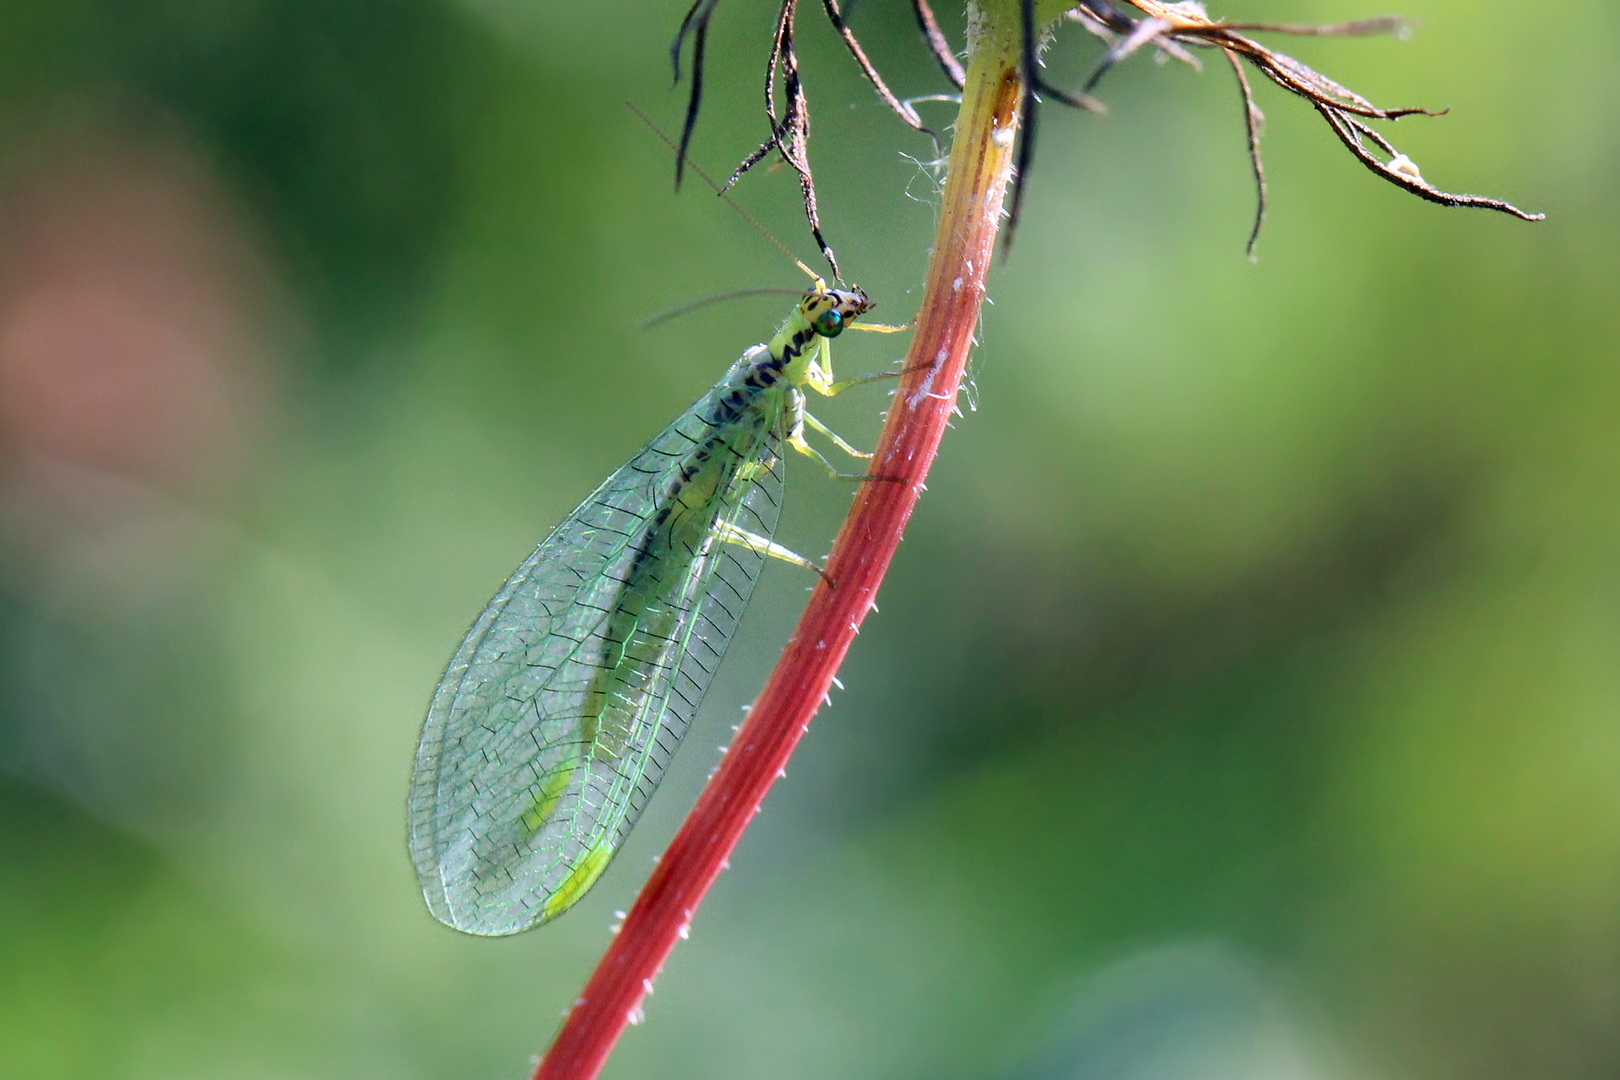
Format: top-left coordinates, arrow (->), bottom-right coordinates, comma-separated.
1018,0 -> 1543,255
671,0 -> 960,279
671,0 -> 1543,266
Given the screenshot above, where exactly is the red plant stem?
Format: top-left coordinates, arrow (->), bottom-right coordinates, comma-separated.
533,18 -> 1025,1080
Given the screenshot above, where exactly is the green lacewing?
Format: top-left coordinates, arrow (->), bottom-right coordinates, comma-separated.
408,277 -> 896,935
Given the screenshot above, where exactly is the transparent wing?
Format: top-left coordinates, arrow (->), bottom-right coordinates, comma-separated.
408,378 -> 787,935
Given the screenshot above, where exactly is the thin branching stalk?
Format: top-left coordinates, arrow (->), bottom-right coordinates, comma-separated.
531,6 -> 1029,1078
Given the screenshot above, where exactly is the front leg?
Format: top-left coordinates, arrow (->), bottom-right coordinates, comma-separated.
804,339 -> 910,399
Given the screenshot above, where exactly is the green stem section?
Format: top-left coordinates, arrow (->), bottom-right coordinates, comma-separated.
533,7 -> 1028,1079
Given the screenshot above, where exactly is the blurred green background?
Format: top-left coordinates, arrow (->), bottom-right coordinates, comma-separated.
0,1 -> 1611,1078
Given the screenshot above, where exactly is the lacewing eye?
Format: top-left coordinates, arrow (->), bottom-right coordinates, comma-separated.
814,309 -> 845,338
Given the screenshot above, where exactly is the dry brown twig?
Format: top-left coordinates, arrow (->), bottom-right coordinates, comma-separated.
1059,0 -> 1543,256
673,0 -> 1542,263
673,0 -> 954,277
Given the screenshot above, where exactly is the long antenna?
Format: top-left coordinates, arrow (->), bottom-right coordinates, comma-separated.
637,287 -> 807,330
626,100 -> 827,285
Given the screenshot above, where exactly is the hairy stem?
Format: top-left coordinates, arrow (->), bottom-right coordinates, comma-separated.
532,6 -> 1029,1078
